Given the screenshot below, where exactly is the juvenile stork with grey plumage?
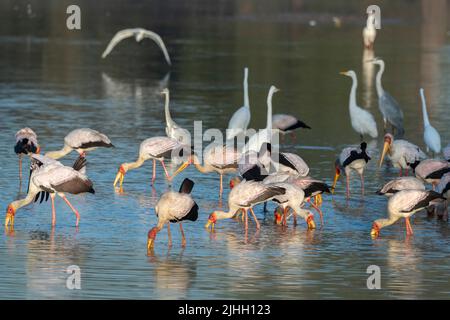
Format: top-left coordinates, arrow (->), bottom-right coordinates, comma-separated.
14,128 -> 40,181
5,154 -> 95,228
414,159 -> 450,190
376,177 -> 425,197
332,142 -> 371,198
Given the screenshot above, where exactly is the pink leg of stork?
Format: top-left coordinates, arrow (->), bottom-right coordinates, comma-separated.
308,199 -> 324,226
61,195 -> 80,227
160,160 -> 171,181
405,217 -> 414,236
399,168 -> 403,177
179,223 -> 186,247
219,174 -> 223,198
244,209 -> 248,231
346,174 -> 350,199
405,168 -> 409,176
18,155 -> 23,180
360,173 -> 365,196
152,159 -> 156,185
51,194 -> 56,226
249,208 -> 260,230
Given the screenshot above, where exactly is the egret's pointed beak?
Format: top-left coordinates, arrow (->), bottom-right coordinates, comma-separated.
379,141 -> 390,167
113,165 -> 126,188
307,215 -> 316,230
331,171 -> 340,194
339,71 -> 348,76
173,160 -> 191,178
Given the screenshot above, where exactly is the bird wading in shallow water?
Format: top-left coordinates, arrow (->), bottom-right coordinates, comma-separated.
14,128 -> 40,182
340,70 -> 378,140
419,88 -> 441,155
5,154 -> 95,228
369,58 -> 405,137
45,128 -> 113,160
102,28 -> 171,65
206,180 -> 285,232
227,67 -> 251,141
147,178 -> 199,252
162,88 -> 191,145
379,133 -> 427,176
376,177 -> 425,197
332,142 -> 371,198
371,190 -> 445,238
414,159 -> 450,190
114,136 -> 188,189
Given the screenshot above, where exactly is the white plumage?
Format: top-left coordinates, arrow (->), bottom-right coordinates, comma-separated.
114,136 -> 186,188
5,154 -> 94,228
162,88 -> 191,144
102,28 -> 171,65
362,12 -> 376,49
420,88 -> 441,154
371,190 -> 445,238
242,85 -> 279,154
376,177 -> 425,197
46,128 -> 113,159
340,71 -> 378,139
226,67 -> 251,141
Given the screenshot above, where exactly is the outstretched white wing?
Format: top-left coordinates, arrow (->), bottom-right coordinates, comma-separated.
101,29 -> 136,59
140,29 -> 172,65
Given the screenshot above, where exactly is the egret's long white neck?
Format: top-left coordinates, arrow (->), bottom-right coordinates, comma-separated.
266,87 -> 276,130
243,68 -> 249,109
349,74 -> 358,110
375,61 -> 385,97
164,92 -> 175,128
420,88 -> 430,127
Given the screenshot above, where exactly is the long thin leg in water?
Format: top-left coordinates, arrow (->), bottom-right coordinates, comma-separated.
18,154 -> 23,180
282,207 -> 288,226
244,209 -> 248,231
360,173 -> 365,196
405,217 -> 414,236
346,174 -> 350,199
309,200 -> 324,226
399,168 -> 403,177
61,195 -> 80,227
405,168 -> 409,176
51,194 -> 56,226
179,223 -> 186,247
167,223 -> 172,247
160,160 -> 171,181
152,159 -> 156,185
219,174 -> 223,198
249,208 -> 260,229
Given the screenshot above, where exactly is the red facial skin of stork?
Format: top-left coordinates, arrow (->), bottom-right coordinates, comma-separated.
147,227 -> 158,251
5,204 -> 15,227
379,134 -> 392,167
229,177 -> 241,190
205,213 -> 217,231
113,164 -> 126,188
370,222 -> 381,238
331,166 -> 341,194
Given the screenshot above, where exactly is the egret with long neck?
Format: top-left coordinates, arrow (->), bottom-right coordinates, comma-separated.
420,88 -> 441,154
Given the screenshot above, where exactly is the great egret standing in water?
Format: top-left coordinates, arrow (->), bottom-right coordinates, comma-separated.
369,58 -> 405,136
162,88 -> 190,144
227,67 -> 251,141
340,71 -> 378,140
419,88 -> 441,154
102,28 -> 172,65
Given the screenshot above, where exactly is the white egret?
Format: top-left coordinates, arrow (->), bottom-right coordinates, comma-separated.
226,67 -> 251,141
420,88 -> 441,154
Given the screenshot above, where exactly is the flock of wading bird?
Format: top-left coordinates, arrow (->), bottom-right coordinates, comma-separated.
5,12 -> 450,253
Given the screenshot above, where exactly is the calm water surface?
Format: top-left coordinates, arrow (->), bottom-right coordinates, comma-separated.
1,1 -> 450,299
